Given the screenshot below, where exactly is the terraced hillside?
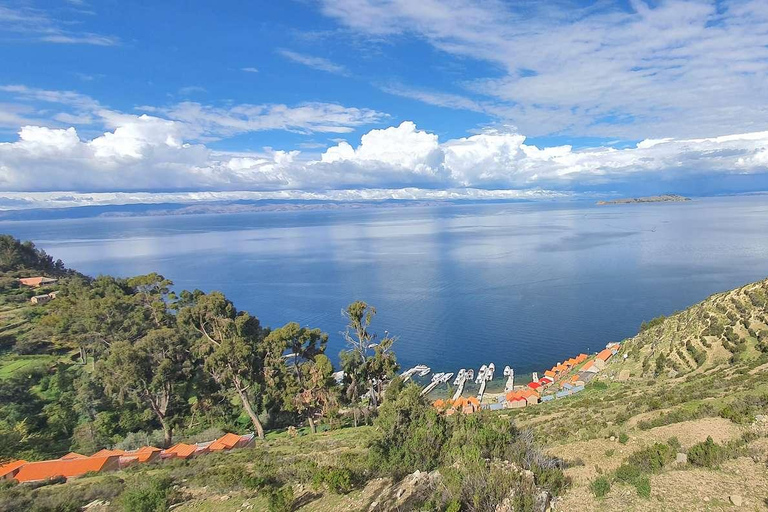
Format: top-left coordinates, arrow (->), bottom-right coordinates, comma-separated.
509,277 -> 768,511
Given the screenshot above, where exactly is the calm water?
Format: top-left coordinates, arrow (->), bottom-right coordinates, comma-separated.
3,197 -> 768,379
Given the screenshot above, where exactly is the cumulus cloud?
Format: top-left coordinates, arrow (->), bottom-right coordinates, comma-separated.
2,112 -> 768,194
319,0 -> 768,139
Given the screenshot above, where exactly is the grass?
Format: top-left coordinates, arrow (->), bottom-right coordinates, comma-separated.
0,354 -> 56,378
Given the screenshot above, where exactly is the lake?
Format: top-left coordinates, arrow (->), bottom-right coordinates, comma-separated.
3,196 -> 768,381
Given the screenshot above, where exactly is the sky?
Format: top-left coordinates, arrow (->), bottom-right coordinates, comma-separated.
1,0 -> 768,208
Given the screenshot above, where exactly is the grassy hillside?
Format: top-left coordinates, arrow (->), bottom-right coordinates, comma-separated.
507,277 -> 768,510
2,231 -> 767,511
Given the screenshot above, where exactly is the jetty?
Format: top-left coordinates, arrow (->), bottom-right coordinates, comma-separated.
400,365 -> 431,382
503,366 -> 514,393
475,363 -> 494,402
421,372 -> 453,396
451,369 -> 474,401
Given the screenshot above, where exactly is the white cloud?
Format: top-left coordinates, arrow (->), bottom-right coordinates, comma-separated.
2,114 -> 768,194
241,67 -> 259,73
0,84 -> 388,141
276,49 -> 349,75
0,5 -> 118,46
319,0 -> 768,139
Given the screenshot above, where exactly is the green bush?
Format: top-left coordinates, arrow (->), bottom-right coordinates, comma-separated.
118,475 -> 177,512
590,476 -> 611,498
312,467 -> 354,494
687,437 -> 724,468
618,433 -> 629,444
626,443 -> 673,473
267,485 -> 294,512
614,463 -> 642,484
634,475 -> 651,498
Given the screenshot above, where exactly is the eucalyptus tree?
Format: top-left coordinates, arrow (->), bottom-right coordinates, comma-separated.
176,290 -> 271,439
264,322 -> 334,433
96,327 -> 193,447
339,301 -> 399,419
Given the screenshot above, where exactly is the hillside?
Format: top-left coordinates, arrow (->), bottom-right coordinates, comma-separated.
509,277 -> 768,510
1,232 -> 767,511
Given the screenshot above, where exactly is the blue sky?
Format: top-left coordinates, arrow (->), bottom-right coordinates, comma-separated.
1,0 -> 768,206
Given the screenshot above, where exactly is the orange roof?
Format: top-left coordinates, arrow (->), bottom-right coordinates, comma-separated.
162,443 -> 197,459
519,388 -> 539,399
14,456 -> 119,483
576,353 -> 588,362
452,397 -> 468,408
433,399 -> 446,408
217,433 -> 242,448
60,452 -> 86,460
570,375 -> 579,383
466,396 -> 480,406
125,446 -> 161,463
92,448 -> 125,458
582,360 -> 594,370
596,348 -> 613,362
544,370 -> 556,378
0,460 -> 27,479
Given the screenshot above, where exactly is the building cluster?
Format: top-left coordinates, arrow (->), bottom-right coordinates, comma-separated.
17,276 -> 59,304
0,432 -> 254,484
431,343 -> 621,415
432,395 -> 481,415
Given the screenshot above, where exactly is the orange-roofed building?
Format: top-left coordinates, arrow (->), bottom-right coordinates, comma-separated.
528,381 -> 542,391
505,392 -> 527,409
0,460 -> 26,481
544,370 -> 556,379
576,353 -> 588,363
466,396 -> 480,406
208,432 -> 251,452
518,388 -> 540,405
596,348 -> 613,361
433,399 -> 446,409
60,452 -> 86,460
18,277 -> 57,288
92,448 -> 125,458
161,443 -> 198,460
14,456 -> 119,483
582,360 -> 598,373
119,446 -> 162,467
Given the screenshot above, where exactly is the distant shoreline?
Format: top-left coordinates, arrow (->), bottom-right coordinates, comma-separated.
596,194 -> 691,205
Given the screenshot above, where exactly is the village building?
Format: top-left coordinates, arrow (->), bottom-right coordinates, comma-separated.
59,452 -> 86,460
18,277 -> 58,288
0,460 -> 27,481
14,456 -> 120,483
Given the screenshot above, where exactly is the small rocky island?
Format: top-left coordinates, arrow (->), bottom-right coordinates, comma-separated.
597,194 -> 691,205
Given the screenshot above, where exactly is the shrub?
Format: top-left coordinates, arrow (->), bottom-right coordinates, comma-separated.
368,385 -> 450,478
590,381 -> 608,391
590,476 -> 611,498
118,475 -> 177,512
626,443 -> 673,473
687,437 -> 724,468
614,463 -> 642,484
634,475 -> 651,498
312,467 -> 354,494
604,449 -> 615,457
266,485 -> 294,512
618,433 -> 629,444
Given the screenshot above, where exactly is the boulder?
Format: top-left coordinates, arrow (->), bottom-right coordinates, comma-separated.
729,495 -> 743,506
675,452 -> 687,465
534,490 -> 552,512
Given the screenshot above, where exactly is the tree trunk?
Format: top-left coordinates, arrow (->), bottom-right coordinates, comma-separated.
236,386 -> 265,439
162,421 -> 173,448
308,415 -> 317,434
352,407 -> 358,428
